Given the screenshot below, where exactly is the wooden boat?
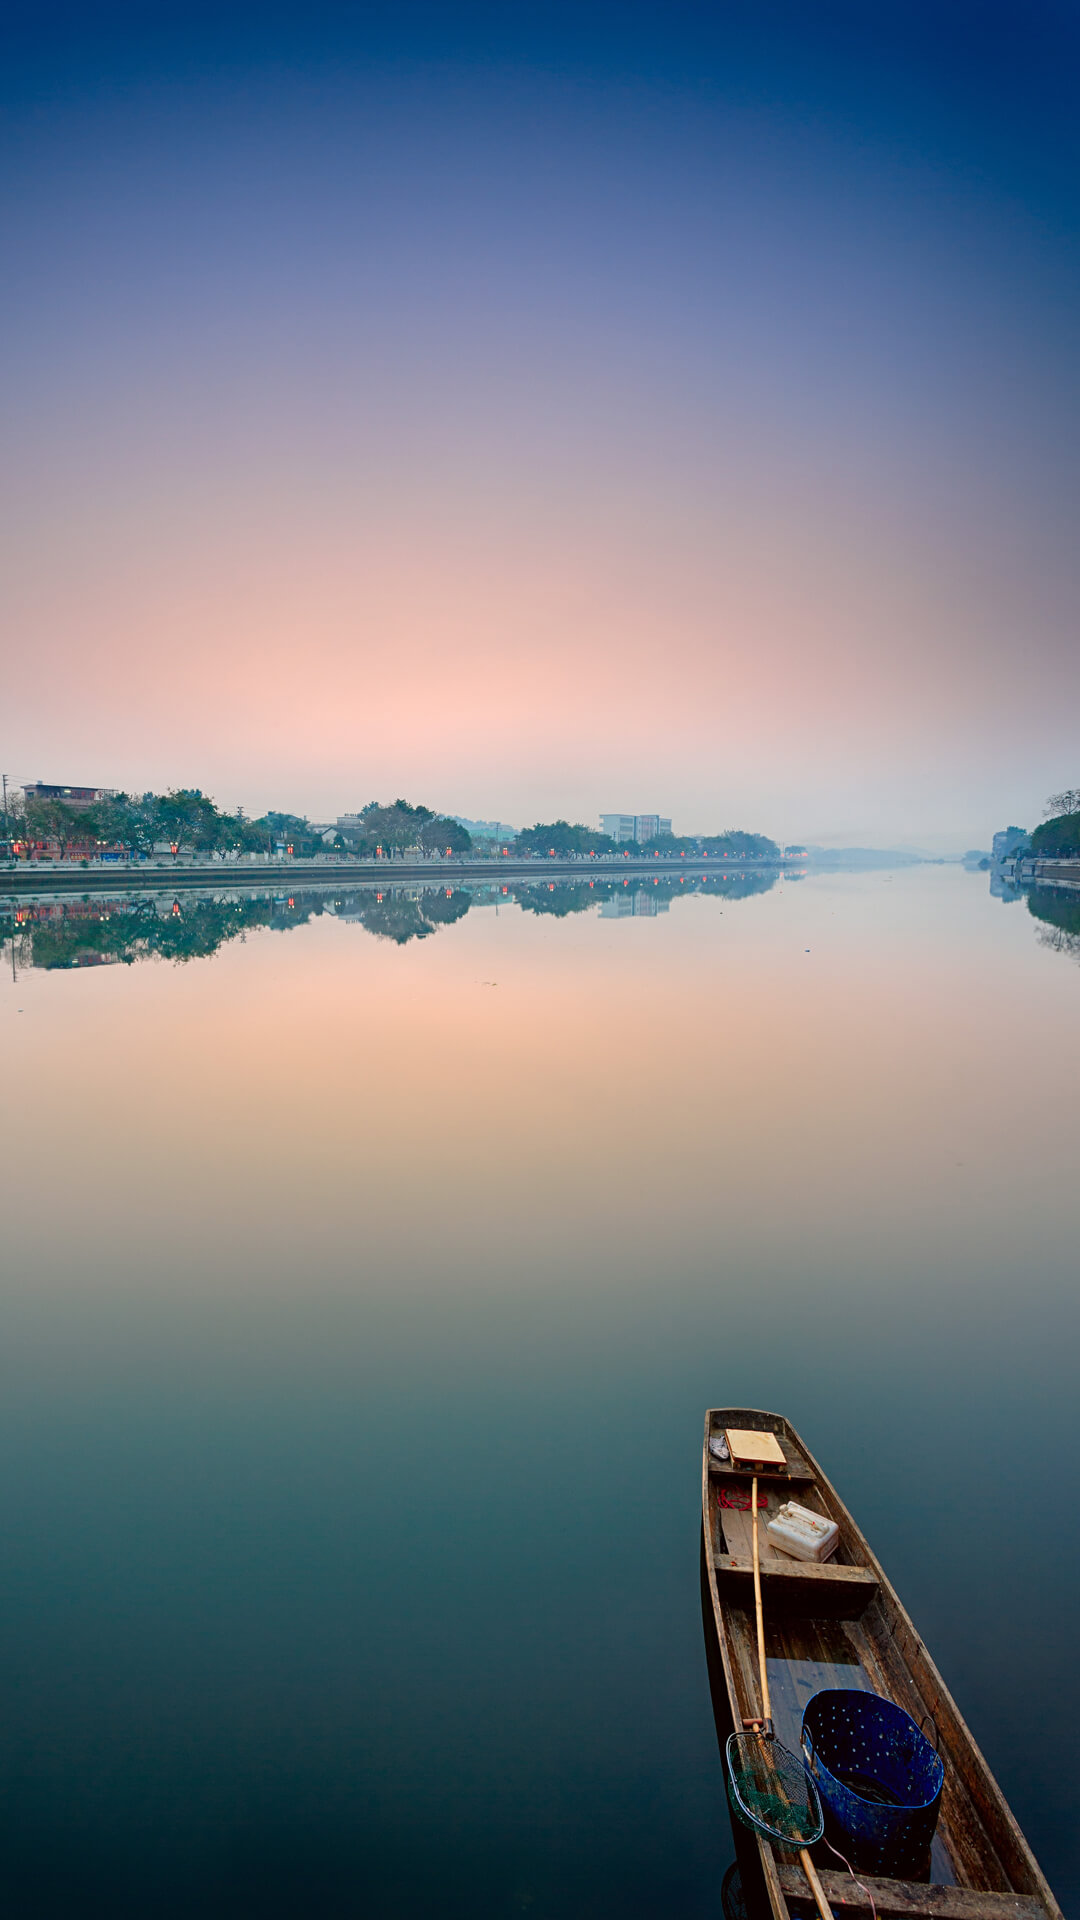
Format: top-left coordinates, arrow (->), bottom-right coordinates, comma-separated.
701,1408 -> 1063,1920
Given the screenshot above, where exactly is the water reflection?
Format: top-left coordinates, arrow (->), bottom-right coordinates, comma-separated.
1026,886 -> 1080,963
1,864 -> 1077,1915
2,870 -> 776,971
988,868 -> 1022,903
984,861 -> 1080,965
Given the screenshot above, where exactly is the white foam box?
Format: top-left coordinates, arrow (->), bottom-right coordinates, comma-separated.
765,1501 -> 839,1563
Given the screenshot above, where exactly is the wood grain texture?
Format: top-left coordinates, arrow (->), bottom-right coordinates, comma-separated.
775,1866 -> 1048,1918
712,1553 -> 879,1620
700,1407 -> 1065,1920
728,1427 -> 788,1467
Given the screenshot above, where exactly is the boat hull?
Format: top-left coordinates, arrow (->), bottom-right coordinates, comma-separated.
700,1408 -> 1063,1920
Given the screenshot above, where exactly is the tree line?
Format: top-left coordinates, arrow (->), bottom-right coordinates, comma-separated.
6,787 -> 782,864
514,820 -> 781,859
336,800 -> 472,856
1032,786 -> 1080,860
8,788 -> 329,860
6,790 -> 472,861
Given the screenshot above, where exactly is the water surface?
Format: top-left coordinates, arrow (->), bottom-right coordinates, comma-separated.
2,866 -> 1077,1915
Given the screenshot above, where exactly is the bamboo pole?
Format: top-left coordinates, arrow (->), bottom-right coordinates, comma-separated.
751,1477 -> 833,1920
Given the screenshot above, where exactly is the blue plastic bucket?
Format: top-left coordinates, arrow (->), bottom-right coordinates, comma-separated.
801,1689 -> 944,1878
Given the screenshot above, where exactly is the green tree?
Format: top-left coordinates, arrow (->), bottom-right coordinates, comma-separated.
337,799 -> 428,854
337,800 -> 471,857
260,812 -> 326,857
1031,813 -> 1080,859
154,788 -> 227,855
419,815 -> 472,856
87,792 -> 157,861
639,832 -> 699,855
1032,786 -> 1080,859
700,830 -> 781,860
515,821 -> 617,857
19,795 -> 92,860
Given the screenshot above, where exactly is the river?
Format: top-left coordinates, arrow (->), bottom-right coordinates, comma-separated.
1,864 -> 1076,1916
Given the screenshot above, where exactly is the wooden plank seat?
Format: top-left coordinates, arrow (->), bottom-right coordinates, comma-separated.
775,1866 -> 1047,1919
712,1551 -> 879,1618
714,1488 -> 877,1614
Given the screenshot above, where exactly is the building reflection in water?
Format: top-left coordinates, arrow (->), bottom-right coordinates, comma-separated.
1,870 -> 777,974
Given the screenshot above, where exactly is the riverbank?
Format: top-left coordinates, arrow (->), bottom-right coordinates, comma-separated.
1013,856 -> 1080,893
0,853 -> 785,897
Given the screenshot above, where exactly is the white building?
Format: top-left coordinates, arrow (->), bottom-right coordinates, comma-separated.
601,813 -> 672,845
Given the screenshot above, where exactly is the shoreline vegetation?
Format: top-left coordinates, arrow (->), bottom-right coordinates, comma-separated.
1005,787 -> 1080,866
1030,803 -> 1080,861
3,788 -> 780,868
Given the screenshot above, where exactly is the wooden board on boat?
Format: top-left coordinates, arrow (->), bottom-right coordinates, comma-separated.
726,1427 -> 788,1470
700,1407 -> 1063,1920
711,1424 -> 815,1483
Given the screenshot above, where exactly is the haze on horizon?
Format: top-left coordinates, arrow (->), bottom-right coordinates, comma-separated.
3,2 -> 1078,852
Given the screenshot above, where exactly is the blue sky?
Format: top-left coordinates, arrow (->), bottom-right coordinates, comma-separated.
2,2 -> 1077,844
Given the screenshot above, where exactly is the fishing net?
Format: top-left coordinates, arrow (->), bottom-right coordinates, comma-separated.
726,1730 -> 824,1847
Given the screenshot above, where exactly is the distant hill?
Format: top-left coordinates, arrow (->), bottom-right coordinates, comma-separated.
799,846 -> 933,870
453,816 -> 517,841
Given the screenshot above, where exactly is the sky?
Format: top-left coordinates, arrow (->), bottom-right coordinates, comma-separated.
2,2 -> 1078,849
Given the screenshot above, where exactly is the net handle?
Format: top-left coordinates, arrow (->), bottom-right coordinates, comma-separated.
751,1477 -> 772,1725
800,1848 -> 834,1920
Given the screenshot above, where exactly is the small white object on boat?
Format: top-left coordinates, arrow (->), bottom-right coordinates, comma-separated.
766,1500 -> 839,1563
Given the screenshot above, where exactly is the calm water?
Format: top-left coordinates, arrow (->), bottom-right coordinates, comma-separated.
1,866 -> 1077,1916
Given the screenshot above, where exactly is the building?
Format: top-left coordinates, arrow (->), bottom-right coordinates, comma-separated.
601,814 -> 635,844
601,813 -> 673,845
991,826 -> 1029,863
22,782 -> 117,808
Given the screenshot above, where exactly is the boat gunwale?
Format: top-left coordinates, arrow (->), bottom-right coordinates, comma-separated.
701,1406 -> 1064,1920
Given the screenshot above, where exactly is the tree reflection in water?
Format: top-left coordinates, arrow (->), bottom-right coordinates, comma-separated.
2,872 -> 774,973
10,870 -> 1078,974
1026,885 -> 1080,963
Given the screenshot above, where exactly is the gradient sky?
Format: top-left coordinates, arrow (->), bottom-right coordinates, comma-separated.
3,2 -> 1078,847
